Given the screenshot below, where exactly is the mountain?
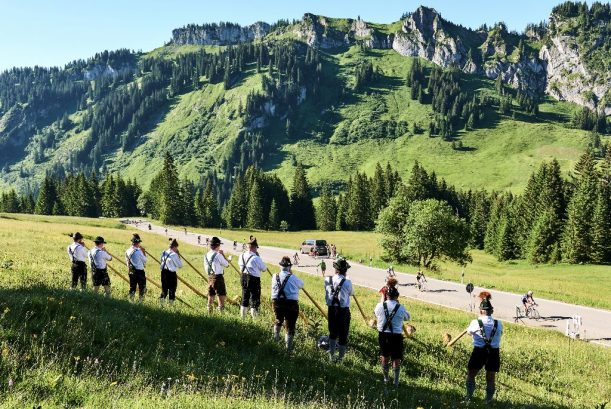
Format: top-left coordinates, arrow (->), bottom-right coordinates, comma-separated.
0,2 -> 609,198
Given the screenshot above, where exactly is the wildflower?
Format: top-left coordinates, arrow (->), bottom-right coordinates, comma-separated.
186,374 -> 197,382
1,347 -> 8,358
8,379 -> 13,388
69,316 -> 76,321
73,356 -> 80,361
3,307 -> 9,314
110,381 -> 117,386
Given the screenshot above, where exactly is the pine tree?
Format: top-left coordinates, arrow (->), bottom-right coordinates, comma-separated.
335,193 -> 347,231
346,172 -> 372,230
289,164 -> 315,230
35,175 -> 58,215
158,153 -> 183,225
561,151 -> 599,263
268,199 -> 280,230
316,185 -> 337,231
246,178 -> 265,229
225,176 -> 247,228
371,163 -> 387,214
181,178 -> 197,227
526,209 -> 562,263
495,206 -> 518,261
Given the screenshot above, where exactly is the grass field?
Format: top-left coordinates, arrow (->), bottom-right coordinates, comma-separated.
190,226 -> 611,310
0,214 -> 609,408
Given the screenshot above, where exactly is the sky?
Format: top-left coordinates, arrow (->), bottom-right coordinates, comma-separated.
0,0 -> 579,71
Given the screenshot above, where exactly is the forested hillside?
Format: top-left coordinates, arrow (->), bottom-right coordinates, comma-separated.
0,2 -> 609,198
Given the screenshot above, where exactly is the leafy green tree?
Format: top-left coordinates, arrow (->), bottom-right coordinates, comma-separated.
401,199 -> 471,267
158,153 -> 183,225
375,186 -> 411,262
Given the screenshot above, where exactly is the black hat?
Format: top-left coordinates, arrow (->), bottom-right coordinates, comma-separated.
480,298 -> 494,312
387,286 -> 400,299
131,233 -> 142,244
70,232 -> 83,241
333,257 -> 351,273
210,236 -> 222,247
247,236 -> 259,248
93,236 -> 106,244
169,238 -> 179,248
279,256 -> 292,268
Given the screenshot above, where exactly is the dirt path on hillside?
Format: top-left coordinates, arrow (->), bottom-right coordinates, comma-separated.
131,220 -> 611,347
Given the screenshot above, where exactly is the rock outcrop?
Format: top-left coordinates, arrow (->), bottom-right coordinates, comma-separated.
171,22 -> 270,46
540,34 -> 611,115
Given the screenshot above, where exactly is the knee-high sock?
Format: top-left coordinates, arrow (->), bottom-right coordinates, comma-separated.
338,345 -> 347,360
486,385 -> 495,402
466,378 -> 476,400
285,334 -> 294,351
328,338 -> 337,358
240,306 -> 247,319
273,325 -> 281,341
393,367 -> 400,385
382,363 -> 390,382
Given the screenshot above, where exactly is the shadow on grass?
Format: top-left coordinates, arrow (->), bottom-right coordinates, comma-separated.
0,285 -> 570,408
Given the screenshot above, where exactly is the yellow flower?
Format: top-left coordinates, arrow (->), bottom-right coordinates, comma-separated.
73,356 -> 80,361
69,316 -> 76,320
1,347 -> 9,358
186,374 -> 197,382
110,381 -> 118,386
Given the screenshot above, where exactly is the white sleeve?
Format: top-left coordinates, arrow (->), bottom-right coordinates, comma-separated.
347,281 -> 354,296
257,257 -> 267,272
103,251 -> 112,261
238,255 -> 245,269
173,254 -> 183,268
374,303 -> 383,317
294,275 -> 304,289
218,254 -> 229,267
402,307 -> 410,321
466,320 -> 480,335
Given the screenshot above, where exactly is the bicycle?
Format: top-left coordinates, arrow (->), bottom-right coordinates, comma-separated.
525,303 -> 541,320
417,278 -> 428,292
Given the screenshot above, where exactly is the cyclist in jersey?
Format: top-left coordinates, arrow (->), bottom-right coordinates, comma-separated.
522,290 -> 536,312
238,237 -> 267,319
125,233 -> 148,302
271,256 -> 304,351
88,236 -> 112,296
464,291 -> 503,403
67,232 -> 88,290
374,285 -> 410,386
324,257 -> 354,362
416,270 -> 426,289
159,238 -> 183,306
204,237 -> 229,313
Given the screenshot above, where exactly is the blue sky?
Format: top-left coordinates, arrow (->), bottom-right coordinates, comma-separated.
0,0 -> 575,71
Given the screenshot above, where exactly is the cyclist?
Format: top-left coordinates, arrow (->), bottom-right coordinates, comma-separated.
521,291 -> 536,313
387,266 -> 395,277
416,271 -> 426,290
293,252 -> 300,266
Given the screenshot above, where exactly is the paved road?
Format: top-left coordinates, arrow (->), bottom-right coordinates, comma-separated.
131,221 -> 611,347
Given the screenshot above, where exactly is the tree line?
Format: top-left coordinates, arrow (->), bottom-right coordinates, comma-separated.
2,149 -> 610,265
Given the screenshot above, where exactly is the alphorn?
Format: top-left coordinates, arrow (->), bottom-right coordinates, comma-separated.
145,251 -> 209,300
84,244 -> 131,285
264,267 -> 327,319
447,329 -> 468,347
106,249 -> 194,309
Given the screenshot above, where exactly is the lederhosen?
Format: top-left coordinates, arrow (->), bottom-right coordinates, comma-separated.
272,273 -> 299,335
378,302 -> 404,360
160,250 -> 177,300
69,244 -> 87,289
89,248 -> 110,287
468,319 -> 501,372
327,276 -> 351,346
240,254 -> 261,309
206,252 -> 227,297
127,249 -> 146,296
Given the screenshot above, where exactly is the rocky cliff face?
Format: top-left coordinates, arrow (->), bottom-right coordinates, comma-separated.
541,33 -> 610,115
292,14 -> 347,49
171,22 -> 270,46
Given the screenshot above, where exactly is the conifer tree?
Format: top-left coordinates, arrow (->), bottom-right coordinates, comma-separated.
346,172 -> 372,230
35,175 -> 58,215
289,164 -> 315,230
246,178 -> 265,229
561,151 -> 599,263
268,199 -> 280,230
316,185 -> 337,231
158,153 -> 183,225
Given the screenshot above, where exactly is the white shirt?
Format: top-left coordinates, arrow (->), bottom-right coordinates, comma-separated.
325,274 -> 353,308
374,300 -> 410,334
467,315 -> 503,348
125,246 -> 147,271
204,250 -> 229,275
88,247 -> 112,269
160,249 -> 183,272
238,251 -> 267,278
271,270 -> 304,301
67,242 -> 87,262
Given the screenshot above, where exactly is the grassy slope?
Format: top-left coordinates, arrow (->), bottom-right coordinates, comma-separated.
186,226 -> 611,310
1,44 -> 598,194
0,214 -> 609,408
